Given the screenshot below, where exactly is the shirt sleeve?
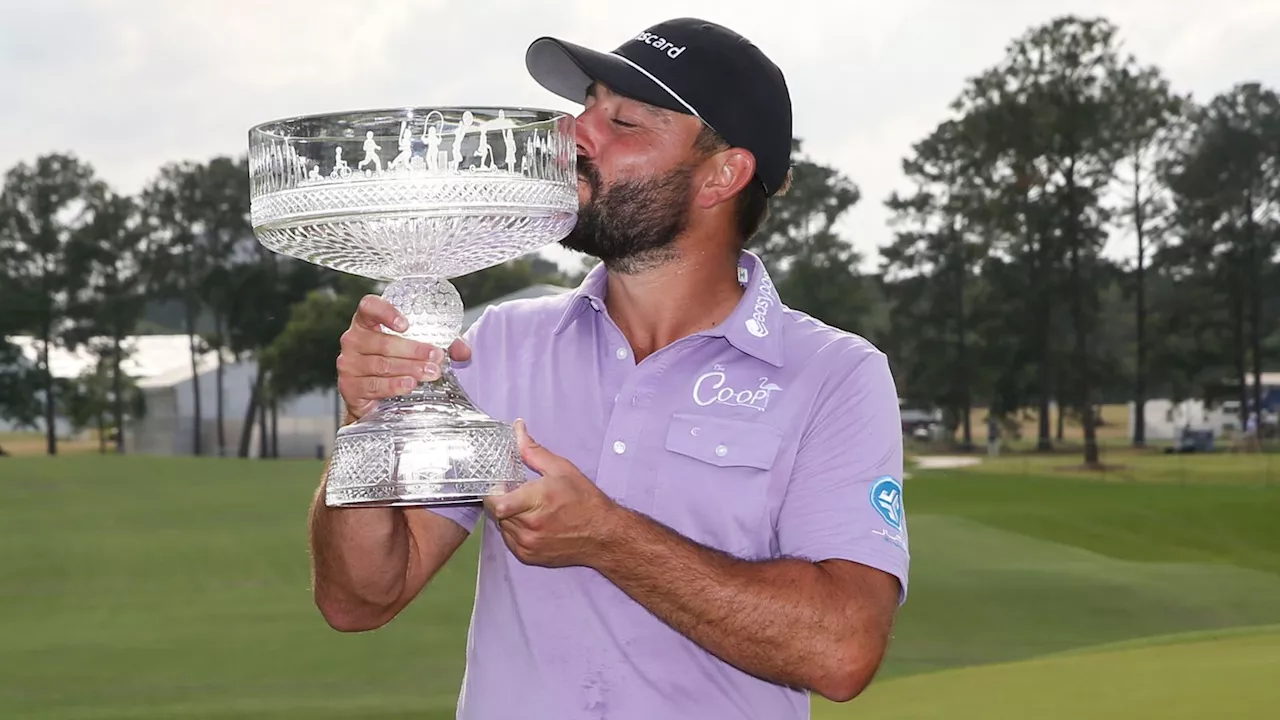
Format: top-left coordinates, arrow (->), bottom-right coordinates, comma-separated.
423,306 -> 494,534
775,346 -> 910,603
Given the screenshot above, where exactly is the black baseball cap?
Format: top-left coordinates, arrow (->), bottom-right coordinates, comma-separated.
525,18 -> 793,197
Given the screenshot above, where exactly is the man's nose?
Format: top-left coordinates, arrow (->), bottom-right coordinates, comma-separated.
573,106 -> 603,159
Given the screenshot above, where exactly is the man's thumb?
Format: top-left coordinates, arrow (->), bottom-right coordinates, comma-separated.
514,418 -> 553,473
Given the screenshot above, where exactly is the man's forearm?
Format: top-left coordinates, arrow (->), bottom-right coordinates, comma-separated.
590,508 -> 892,701
308,476 -> 411,629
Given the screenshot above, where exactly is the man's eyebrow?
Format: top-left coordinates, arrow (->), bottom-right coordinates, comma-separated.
634,102 -> 673,123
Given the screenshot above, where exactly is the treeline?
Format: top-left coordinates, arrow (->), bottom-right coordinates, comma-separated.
875,15 -> 1280,464
0,154 -> 573,457
1,14 -> 1277,467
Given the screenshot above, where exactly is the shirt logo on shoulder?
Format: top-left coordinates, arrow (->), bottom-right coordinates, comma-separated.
869,476 -> 904,531
693,365 -> 782,412
745,273 -> 776,338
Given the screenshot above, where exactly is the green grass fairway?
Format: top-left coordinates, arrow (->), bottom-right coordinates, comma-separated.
2,454 -> 1279,718
814,626 -> 1280,719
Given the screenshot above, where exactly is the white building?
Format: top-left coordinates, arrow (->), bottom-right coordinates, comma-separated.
128,350 -> 342,459
5,283 -> 571,458
4,334 -> 220,439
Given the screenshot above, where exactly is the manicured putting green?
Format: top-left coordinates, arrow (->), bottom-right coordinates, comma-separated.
814,626 -> 1280,719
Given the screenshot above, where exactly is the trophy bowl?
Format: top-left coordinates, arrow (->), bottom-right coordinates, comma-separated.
248,107 -> 577,507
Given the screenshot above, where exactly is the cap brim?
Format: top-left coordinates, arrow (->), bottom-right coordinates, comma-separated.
525,37 -> 689,116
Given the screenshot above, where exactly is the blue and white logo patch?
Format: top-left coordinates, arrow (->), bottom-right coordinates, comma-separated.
869,476 -> 904,531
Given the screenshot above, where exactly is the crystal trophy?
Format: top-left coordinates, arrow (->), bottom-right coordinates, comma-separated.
248,108 -> 577,507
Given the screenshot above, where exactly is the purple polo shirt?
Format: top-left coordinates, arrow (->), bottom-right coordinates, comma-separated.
431,250 -> 908,719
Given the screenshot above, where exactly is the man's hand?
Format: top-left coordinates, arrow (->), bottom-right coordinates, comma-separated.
483,419 -> 622,568
337,294 -> 471,421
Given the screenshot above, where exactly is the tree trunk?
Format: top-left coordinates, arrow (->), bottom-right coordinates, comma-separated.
1232,282 -> 1247,430
954,224 -> 973,451
1031,195 -> 1053,453
1064,154 -> 1098,467
41,333 -> 57,456
97,407 -> 106,454
186,324 -> 202,456
39,244 -> 57,457
215,315 -> 226,457
258,384 -> 269,459
238,368 -> 261,458
1132,154 -> 1147,448
113,333 -> 125,454
1072,261 -> 1098,466
183,247 -> 203,457
270,398 -> 279,458
1056,398 -> 1065,441
1037,339 -> 1053,451
1245,195 -> 1263,429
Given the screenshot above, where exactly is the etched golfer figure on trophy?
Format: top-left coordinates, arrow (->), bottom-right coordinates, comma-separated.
248,108 -> 577,507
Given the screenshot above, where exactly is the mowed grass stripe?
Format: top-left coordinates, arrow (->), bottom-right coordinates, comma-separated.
908,467 -> 1280,575
1,455 -> 1279,718
813,626 -> 1280,720
880,514 -> 1280,677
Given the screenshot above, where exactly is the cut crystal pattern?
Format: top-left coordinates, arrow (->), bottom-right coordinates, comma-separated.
248,106 -> 574,507
324,370 -> 525,508
381,277 -> 464,350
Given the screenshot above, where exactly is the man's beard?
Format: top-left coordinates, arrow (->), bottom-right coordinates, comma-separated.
560,154 -> 694,274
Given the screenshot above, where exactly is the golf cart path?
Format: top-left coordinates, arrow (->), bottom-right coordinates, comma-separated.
914,455 -> 983,470
904,455 -> 983,478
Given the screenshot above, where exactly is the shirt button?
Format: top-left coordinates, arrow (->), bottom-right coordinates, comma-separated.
614,441 -> 627,454
715,444 -> 728,457
615,347 -> 628,360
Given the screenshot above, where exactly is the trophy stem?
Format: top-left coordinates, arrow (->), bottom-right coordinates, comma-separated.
381,275 -> 466,353
323,274 -> 523,508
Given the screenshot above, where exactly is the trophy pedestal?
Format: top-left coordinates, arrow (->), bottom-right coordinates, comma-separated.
325,367 -> 524,508
247,107 -> 577,510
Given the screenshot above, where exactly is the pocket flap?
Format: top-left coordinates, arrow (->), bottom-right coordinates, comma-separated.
664,413 -> 784,470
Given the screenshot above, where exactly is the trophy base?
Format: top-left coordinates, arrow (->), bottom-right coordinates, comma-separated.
324,367 -> 524,508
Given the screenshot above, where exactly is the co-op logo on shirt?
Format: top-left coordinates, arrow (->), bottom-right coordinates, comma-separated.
745,272 -> 776,338
693,365 -> 782,411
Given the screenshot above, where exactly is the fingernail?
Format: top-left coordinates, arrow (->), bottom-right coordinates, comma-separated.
429,347 -> 445,364
399,377 -> 416,390
393,316 -> 409,332
423,363 -> 440,381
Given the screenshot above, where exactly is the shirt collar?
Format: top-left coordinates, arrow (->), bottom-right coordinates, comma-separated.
552,250 -> 786,368
551,259 -> 610,335
712,251 -> 786,367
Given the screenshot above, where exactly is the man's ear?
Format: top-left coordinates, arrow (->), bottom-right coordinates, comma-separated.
695,148 -> 756,210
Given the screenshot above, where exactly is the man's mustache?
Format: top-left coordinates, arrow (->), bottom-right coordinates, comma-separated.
577,154 -> 602,193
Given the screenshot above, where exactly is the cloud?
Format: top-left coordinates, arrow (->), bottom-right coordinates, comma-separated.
2,0 -> 1279,273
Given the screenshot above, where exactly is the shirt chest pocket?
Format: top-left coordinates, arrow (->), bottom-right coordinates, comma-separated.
648,413 -> 785,557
